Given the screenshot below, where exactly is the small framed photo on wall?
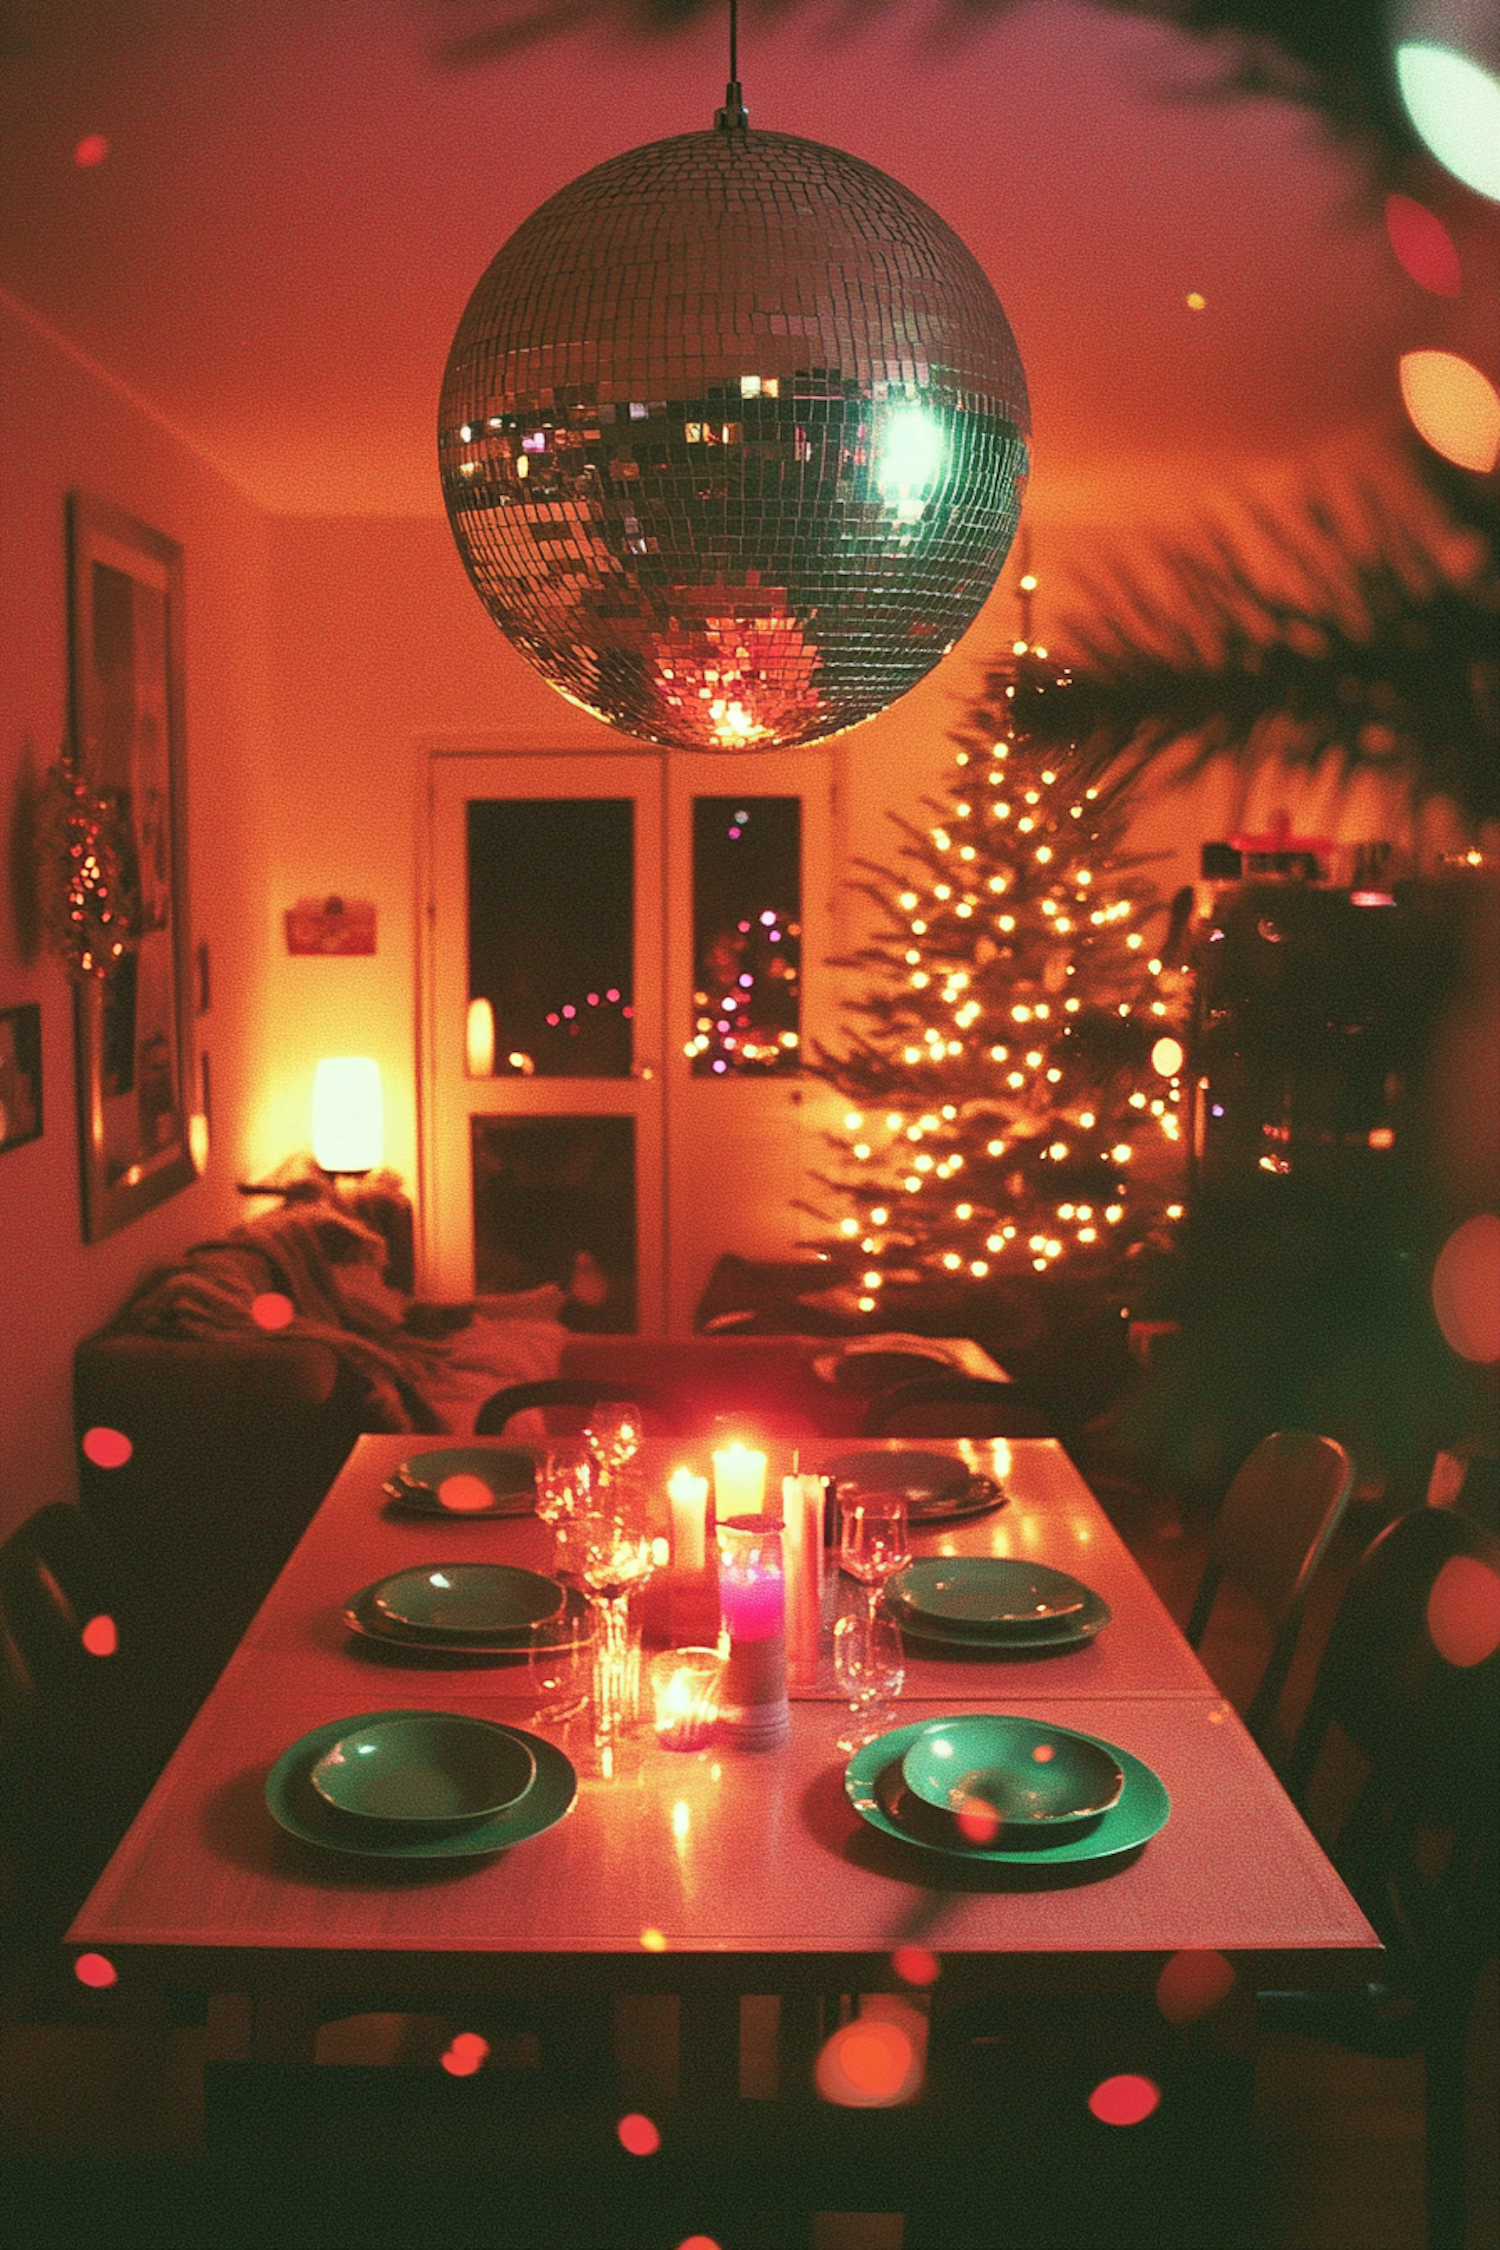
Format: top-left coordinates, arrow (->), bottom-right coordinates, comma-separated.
68,493 -> 196,1240
0,1003 -> 43,1154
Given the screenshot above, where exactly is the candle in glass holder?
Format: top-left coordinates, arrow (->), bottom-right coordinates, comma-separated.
712,1441 -> 767,1517
650,1647 -> 723,1751
667,1467 -> 709,1575
716,1514 -> 789,1749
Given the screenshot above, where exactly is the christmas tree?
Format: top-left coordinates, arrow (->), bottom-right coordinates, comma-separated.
806,632 -> 1191,1316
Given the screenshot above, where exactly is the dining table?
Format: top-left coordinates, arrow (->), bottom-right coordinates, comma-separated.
67,1432 -> 1379,2101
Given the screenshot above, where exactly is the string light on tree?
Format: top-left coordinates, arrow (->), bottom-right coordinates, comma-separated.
808,592 -> 1190,1308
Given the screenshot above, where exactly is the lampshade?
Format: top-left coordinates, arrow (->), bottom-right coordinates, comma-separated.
311,1057 -> 383,1175
440,120 -> 1029,751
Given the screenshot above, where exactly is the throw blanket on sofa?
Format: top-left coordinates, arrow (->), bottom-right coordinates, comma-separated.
118,1203 -> 563,1433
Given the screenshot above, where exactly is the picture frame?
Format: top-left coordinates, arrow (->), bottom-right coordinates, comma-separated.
0,1003 -> 43,1154
67,493 -> 196,1241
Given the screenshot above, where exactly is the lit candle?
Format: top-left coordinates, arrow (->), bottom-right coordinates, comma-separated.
668,1467 -> 709,1575
716,1513 -> 789,1750
712,1441 -> 766,1516
650,1647 -> 723,1752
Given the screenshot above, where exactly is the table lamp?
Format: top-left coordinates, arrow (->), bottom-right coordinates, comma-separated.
311,1057 -> 383,1176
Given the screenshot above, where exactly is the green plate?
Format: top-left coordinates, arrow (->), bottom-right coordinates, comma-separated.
825,1451 -> 1007,1525
391,1447 -> 536,1516
891,1558 -> 1090,1630
267,1712 -> 576,1859
901,1713 -> 1124,1829
370,1563 -> 565,1637
310,1711 -> 537,1825
343,1578 -> 595,1661
844,1716 -> 1168,1866
883,1583 -> 1110,1653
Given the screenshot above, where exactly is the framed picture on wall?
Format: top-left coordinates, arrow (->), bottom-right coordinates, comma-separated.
68,493 -> 196,1241
0,1003 -> 43,1153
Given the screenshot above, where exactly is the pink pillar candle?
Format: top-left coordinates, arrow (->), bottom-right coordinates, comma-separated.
716,1513 -> 789,1749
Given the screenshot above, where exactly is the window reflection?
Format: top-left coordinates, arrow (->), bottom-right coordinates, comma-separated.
689,798 -> 801,1077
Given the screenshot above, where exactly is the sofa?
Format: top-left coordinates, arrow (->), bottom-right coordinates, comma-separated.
74,1187 -> 570,1717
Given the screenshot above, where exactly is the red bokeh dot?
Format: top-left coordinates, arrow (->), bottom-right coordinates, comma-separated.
1384,192 -> 1463,296
955,1795 -> 1001,1845
1088,2072 -> 1160,2126
81,1613 -> 118,1658
251,1291 -> 295,1332
438,1473 -> 493,1513
82,1426 -> 132,1469
1031,1742 -> 1055,1762
1155,1948 -> 1236,2025
815,2019 -> 917,2106
440,2032 -> 490,2076
676,2238 -> 722,2250
1431,1215 -> 1500,1364
74,134 -> 109,167
74,1953 -> 117,1988
1427,1555 -> 1500,1669
891,1945 -> 941,1987
617,2112 -> 661,2156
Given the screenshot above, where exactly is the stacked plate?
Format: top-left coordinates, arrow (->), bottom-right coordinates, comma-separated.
266,1707 -> 576,1859
825,1450 -> 1007,1527
343,1561 -> 594,1662
883,1557 -> 1110,1654
383,1446 -> 537,1518
844,1712 -> 1169,1868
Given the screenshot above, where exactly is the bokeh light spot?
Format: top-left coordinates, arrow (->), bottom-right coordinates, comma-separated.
1156,1949 -> 1236,2025
955,1795 -> 1001,1844
74,1953 -> 117,1988
1427,1555 -> 1500,1669
1151,1037 -> 1185,1078
815,2018 -> 917,2106
1432,1214 -> 1500,1362
440,2032 -> 490,2076
74,134 -> 109,167
81,1613 -> 118,1658
1185,291 -> 1206,311
1088,2072 -> 1160,2126
891,1945 -> 941,1987
1395,43 -> 1500,203
251,1291 -> 295,1332
82,1425 -> 132,1470
675,2238 -> 722,2250
1383,192 -> 1462,294
639,1927 -> 667,1952
617,2111 -> 662,2156
1031,1742 -> 1056,1762
1399,351 -> 1500,472
437,1473 -> 493,1513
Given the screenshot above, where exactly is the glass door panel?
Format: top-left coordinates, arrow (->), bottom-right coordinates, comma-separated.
424,752 -> 664,1314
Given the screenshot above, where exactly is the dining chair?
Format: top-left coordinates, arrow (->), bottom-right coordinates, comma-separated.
1182,1428 -> 1353,1749
0,1502 -> 182,2012
858,1373 -> 1057,1440
1262,1506 -> 1500,2250
473,1376 -> 670,1439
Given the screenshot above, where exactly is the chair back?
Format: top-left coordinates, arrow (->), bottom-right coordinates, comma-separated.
860,1375 -> 1055,1440
1211,1430 -> 1353,1630
1286,1506 -> 1500,1822
474,1377 -> 668,1440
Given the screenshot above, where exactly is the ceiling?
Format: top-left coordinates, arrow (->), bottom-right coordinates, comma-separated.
0,0 -> 1441,526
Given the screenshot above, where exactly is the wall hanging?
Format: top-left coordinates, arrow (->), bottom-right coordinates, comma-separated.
439,7 -> 1029,751
64,493 -> 195,1241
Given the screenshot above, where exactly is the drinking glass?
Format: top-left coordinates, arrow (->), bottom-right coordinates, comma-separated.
573,1496 -> 658,1750
833,1609 -> 905,1754
839,1492 -> 912,1629
536,1442 -> 594,1580
583,1400 -> 644,1482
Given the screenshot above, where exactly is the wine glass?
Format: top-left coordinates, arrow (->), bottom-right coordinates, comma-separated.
536,1442 -> 594,1580
572,1496 -> 658,1750
583,1400 -> 644,1483
833,1609 -> 905,1755
839,1491 -> 912,1630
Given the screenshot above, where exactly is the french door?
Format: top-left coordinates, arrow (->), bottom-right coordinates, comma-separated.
421,745 -> 837,1330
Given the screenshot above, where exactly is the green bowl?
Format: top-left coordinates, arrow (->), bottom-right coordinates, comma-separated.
901,1715 -> 1124,1833
310,1712 -> 537,1826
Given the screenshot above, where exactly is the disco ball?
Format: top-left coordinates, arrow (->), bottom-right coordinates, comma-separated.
440,123 -> 1030,751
